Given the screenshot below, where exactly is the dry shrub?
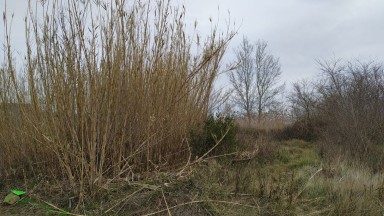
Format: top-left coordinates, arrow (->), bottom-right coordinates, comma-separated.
235,126 -> 277,163
317,60 -> 384,168
274,118 -> 324,141
289,59 -> 384,170
0,0 -> 235,198
235,111 -> 287,131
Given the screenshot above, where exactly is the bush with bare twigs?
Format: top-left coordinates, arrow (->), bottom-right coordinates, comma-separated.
289,59 -> 384,170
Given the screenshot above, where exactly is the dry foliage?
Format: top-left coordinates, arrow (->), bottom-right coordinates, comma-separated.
289,59 -> 384,169
0,0 -> 235,200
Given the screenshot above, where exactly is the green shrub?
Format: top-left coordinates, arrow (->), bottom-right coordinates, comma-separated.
190,114 -> 237,158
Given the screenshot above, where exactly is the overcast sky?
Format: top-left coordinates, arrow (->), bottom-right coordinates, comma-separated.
1,0 -> 384,87
182,0 -> 384,87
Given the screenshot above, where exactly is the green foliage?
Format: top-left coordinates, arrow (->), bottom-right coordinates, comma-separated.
190,114 -> 238,158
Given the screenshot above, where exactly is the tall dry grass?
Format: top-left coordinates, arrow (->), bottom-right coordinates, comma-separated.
1,0 -> 235,198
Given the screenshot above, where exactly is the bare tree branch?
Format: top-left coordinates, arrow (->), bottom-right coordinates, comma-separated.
228,37 -> 284,124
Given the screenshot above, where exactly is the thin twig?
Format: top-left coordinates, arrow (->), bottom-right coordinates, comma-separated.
143,199 -> 257,216
161,190 -> 172,216
29,195 -> 84,216
294,168 -> 323,201
176,128 -> 231,177
104,187 -> 145,213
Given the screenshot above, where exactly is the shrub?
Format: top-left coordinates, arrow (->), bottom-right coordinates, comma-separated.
317,61 -> 384,165
274,118 -> 325,141
289,59 -> 384,170
190,114 -> 237,158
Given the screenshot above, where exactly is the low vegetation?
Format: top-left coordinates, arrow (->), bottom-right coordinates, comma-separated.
2,136 -> 384,215
1,0 -> 384,215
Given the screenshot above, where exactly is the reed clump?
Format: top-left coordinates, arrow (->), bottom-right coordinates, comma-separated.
0,0 -> 235,199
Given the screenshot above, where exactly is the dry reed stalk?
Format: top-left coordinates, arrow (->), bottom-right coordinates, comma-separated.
1,0 -> 235,202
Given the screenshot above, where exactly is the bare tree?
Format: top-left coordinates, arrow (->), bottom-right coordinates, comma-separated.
289,79 -> 318,122
254,40 -> 284,122
229,37 -> 284,124
228,37 -> 256,123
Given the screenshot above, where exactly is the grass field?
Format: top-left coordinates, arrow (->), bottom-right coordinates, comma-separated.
1,139 -> 384,215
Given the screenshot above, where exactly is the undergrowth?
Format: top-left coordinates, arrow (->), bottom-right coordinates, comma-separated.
2,139 -> 384,215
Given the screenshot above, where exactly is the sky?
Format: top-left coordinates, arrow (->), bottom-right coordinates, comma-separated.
182,0 -> 384,87
1,0 -> 384,88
